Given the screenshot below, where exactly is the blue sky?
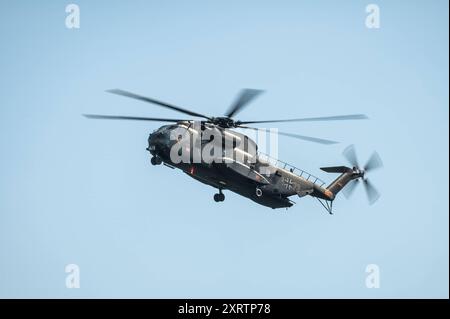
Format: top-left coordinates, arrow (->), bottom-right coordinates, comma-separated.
0,0 -> 448,298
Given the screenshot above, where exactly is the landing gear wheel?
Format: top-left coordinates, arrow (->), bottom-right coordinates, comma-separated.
151,156 -> 162,165
214,192 -> 225,202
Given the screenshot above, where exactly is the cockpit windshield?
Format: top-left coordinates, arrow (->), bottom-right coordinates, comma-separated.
157,125 -> 177,133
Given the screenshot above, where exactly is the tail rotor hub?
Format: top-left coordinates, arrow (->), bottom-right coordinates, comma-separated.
352,166 -> 365,178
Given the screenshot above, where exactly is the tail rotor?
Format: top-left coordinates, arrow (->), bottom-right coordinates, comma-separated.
342,145 -> 383,205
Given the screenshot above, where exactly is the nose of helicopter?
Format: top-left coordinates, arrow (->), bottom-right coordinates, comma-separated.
147,128 -> 174,156
147,131 -> 164,155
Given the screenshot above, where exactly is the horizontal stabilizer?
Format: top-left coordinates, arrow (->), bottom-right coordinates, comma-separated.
320,166 -> 351,173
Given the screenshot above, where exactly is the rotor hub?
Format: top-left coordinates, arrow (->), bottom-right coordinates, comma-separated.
352,166 -> 365,178
211,117 -> 236,128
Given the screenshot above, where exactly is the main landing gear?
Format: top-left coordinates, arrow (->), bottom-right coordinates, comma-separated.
151,156 -> 162,165
214,189 -> 225,202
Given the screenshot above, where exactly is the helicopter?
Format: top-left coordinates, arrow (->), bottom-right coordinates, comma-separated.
84,89 -> 382,213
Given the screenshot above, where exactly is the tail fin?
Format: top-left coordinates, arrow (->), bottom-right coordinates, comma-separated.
320,166 -> 351,174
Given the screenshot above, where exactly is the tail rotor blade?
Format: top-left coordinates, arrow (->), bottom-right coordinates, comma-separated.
343,144 -> 359,167
363,179 -> 380,205
364,151 -> 383,172
342,179 -> 359,199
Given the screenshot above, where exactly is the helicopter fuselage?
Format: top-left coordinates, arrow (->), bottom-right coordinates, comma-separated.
146,122 -> 334,209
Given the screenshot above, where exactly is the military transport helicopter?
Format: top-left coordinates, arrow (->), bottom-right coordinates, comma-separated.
84,89 -> 382,213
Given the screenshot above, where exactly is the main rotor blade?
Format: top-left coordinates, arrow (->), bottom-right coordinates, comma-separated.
363,179 -> 380,205
364,151 -> 383,172
107,89 -> 211,120
343,144 -> 359,167
239,114 -> 368,125
83,114 -> 185,122
225,89 -> 264,118
238,126 -> 338,145
342,179 -> 359,199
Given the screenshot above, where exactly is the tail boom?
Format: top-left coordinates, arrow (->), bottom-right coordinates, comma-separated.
311,166 -> 363,201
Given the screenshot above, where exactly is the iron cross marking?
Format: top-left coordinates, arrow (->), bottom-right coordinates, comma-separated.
283,177 -> 294,190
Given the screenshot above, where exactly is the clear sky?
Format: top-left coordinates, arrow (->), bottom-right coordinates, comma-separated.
0,0 -> 448,298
